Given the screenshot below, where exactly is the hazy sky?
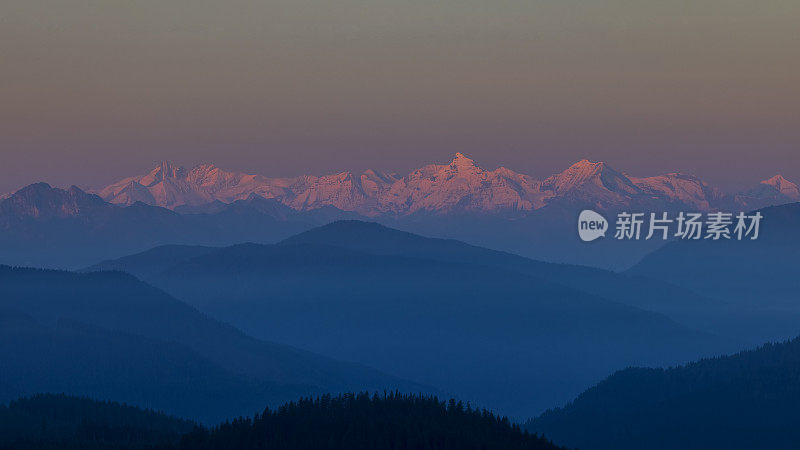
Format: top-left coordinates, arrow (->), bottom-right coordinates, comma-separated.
1,0 -> 798,193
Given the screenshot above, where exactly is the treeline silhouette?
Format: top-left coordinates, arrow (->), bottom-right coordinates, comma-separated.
179,392 -> 562,450
0,393 -> 562,450
0,393 -> 194,449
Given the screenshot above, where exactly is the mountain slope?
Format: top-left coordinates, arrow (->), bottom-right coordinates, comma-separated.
87,245 -> 218,279
0,312 -> 294,426
0,266 -> 427,423
617,202 -> 800,344
528,336 -> 800,450
87,230 -> 729,418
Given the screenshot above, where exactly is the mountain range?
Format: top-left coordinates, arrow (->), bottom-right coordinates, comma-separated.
0,182 -> 360,268
2,154 -> 798,270
94,154 -> 799,215
86,221 -> 734,419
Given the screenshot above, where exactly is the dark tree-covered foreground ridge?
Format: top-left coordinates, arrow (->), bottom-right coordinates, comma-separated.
180,392 -> 562,450
0,393 -> 562,450
528,336 -> 800,450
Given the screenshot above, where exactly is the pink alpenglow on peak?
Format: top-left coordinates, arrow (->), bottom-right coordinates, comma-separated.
733,174 -> 800,209
378,153 -> 549,214
98,161 -> 212,209
761,175 -> 800,200
93,154 -> 799,215
540,160 -> 643,208
629,173 -> 725,211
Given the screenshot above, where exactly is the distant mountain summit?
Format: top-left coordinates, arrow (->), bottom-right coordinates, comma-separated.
94,155 -> 798,215
541,160 -> 643,207
736,174 -> 800,209
0,183 -> 111,223
629,172 -> 726,211
378,152 -> 548,214
762,174 -> 800,198
99,162 -> 215,209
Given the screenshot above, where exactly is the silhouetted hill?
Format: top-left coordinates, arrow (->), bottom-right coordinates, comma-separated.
0,266 -> 428,423
86,225 -> 730,418
87,245 -> 217,279
528,336 -> 800,450
98,220 -> 780,346
281,220 -> 716,309
281,220 -> 800,347
0,393 -> 194,450
0,392 -> 564,450
93,221 -> 732,334
179,393 -> 564,450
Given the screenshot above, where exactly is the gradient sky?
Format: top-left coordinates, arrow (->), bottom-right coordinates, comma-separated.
1,0 -> 798,194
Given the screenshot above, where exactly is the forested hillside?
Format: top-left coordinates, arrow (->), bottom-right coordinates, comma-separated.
178,392 -> 563,450
0,394 -> 194,450
0,393 -> 562,450
528,336 -> 800,449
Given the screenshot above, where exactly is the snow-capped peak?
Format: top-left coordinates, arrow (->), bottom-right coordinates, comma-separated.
761,175 -> 800,199
543,160 -> 629,193
554,160 -> 605,181
94,156 -> 796,215
445,152 -> 481,174
571,159 -> 605,172
140,161 -> 186,186
451,152 -> 474,164
629,172 -> 723,210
